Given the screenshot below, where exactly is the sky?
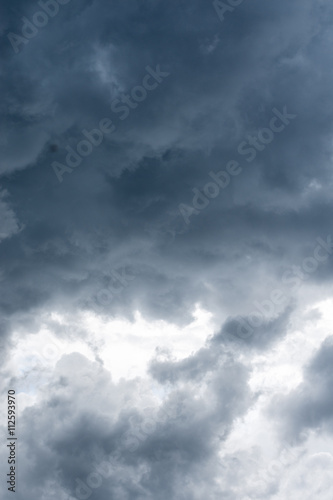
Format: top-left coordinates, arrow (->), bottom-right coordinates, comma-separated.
1,0 -> 333,498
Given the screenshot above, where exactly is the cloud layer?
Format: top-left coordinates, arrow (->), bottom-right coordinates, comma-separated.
1,0 -> 333,498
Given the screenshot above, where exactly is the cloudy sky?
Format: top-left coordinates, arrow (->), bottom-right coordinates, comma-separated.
1,0 -> 333,498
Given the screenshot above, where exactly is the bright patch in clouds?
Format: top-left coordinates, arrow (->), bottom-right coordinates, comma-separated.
5,304 -> 215,409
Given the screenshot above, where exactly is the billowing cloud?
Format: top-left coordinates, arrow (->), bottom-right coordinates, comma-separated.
1,0 -> 333,498
270,335 -> 333,442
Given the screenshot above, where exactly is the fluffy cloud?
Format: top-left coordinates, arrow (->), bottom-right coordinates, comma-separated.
270,335 -> 333,441
1,0 -> 333,498
0,350 -> 253,499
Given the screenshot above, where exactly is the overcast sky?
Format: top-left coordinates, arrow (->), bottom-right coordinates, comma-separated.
1,0 -> 333,498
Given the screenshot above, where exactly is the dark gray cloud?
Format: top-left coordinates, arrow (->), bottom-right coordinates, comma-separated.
1,0 -> 333,498
216,304 -> 294,350
1,351 -> 253,499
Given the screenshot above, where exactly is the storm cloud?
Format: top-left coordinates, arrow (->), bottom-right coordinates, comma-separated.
1,0 -> 333,498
